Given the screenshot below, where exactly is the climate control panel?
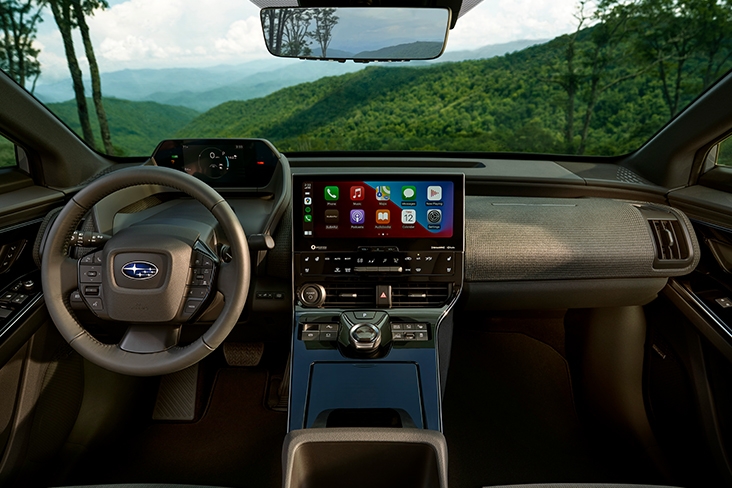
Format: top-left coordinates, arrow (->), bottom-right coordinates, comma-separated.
296,251 -> 455,277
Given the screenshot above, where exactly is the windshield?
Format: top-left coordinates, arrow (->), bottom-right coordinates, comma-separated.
2,0 -> 731,157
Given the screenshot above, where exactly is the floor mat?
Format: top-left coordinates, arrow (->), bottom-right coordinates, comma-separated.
66,368 -> 287,488
442,329 -> 658,488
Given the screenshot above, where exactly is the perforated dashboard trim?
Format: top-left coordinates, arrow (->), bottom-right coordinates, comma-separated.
465,197 -> 699,281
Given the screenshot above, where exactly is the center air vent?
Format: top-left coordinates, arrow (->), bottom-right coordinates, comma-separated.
323,283 -> 375,307
392,283 -> 452,307
649,219 -> 689,261
320,282 -> 453,308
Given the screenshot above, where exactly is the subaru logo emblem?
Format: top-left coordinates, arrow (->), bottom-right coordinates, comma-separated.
121,261 -> 158,280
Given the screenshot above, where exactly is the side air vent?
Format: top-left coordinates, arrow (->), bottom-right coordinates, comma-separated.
323,283 -> 375,307
392,283 -> 452,307
649,220 -> 689,261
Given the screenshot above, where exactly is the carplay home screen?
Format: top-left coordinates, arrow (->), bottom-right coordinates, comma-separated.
302,180 -> 454,239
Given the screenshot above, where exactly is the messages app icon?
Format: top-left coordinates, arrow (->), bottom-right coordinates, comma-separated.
401,186 -> 416,200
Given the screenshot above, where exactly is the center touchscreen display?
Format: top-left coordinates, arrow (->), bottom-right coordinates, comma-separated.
294,175 -> 464,251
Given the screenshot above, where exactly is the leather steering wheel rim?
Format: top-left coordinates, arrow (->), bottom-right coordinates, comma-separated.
41,166 -> 250,376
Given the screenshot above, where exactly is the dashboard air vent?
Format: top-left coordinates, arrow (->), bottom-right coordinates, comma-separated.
650,220 -> 689,260
323,283 -> 375,307
392,283 -> 452,307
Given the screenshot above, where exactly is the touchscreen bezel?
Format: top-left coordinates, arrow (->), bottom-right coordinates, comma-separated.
293,174 -> 465,252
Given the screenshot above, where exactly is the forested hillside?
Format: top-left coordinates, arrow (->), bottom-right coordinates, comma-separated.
49,99 -> 199,156
179,5 -> 732,156
176,42 -> 665,154
0,137 -> 14,168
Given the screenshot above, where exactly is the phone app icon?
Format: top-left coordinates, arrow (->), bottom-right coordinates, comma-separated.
401,186 -> 416,200
427,209 -> 442,224
350,186 -> 364,201
427,186 -> 442,201
401,209 -> 416,224
304,214 -> 313,223
376,209 -> 391,224
324,186 -> 339,201
375,186 -> 391,201
350,209 -> 365,225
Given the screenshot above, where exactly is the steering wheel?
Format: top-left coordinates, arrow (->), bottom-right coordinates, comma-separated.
41,166 -> 250,376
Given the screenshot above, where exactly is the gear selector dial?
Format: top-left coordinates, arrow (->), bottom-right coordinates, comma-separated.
349,323 -> 381,350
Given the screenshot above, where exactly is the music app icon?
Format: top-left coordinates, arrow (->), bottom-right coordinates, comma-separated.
350,186 -> 364,201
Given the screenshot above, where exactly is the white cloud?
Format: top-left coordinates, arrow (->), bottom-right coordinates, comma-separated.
33,0 -> 586,82
446,0 -> 581,51
214,17 -> 266,55
35,0 -> 269,81
100,36 -> 170,61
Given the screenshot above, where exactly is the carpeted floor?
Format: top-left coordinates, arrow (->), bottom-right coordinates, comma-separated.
65,367 -> 287,488
442,327 -> 663,488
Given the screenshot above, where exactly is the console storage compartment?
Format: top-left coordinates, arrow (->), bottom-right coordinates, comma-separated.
282,428 -> 448,488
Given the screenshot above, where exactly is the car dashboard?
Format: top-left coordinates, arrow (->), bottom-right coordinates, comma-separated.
40,138 -> 696,433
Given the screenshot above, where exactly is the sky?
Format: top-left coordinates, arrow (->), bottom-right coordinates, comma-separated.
33,0 -> 582,83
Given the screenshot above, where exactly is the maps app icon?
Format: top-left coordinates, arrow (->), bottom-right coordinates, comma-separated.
375,186 -> 391,201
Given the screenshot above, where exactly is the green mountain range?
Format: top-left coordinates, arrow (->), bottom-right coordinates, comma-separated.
43,25 -> 729,157
48,98 -> 199,156
175,35 -> 677,155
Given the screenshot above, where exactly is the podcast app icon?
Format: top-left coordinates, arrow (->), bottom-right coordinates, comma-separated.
350,209 -> 365,225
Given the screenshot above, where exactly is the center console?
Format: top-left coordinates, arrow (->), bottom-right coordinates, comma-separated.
289,174 -> 465,433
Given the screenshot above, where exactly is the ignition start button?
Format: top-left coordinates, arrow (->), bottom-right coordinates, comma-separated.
299,284 -> 326,307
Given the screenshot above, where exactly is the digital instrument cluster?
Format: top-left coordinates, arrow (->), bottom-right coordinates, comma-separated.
152,139 -> 280,188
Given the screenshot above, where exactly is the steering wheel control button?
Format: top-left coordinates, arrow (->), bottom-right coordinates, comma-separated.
184,299 -> 203,315
189,267 -> 213,287
349,323 -> 381,350
83,286 -> 100,296
187,287 -> 208,299
88,298 -> 104,311
80,266 -> 102,283
191,252 -> 214,268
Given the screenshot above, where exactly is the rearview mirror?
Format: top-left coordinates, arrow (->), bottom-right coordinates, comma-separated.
260,7 -> 451,62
